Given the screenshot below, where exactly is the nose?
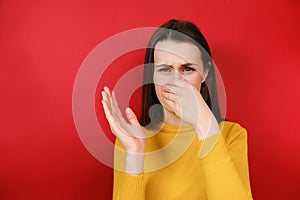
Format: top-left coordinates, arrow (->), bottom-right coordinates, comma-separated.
172,69 -> 183,80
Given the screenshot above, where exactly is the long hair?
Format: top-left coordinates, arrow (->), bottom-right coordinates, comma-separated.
139,19 -> 223,129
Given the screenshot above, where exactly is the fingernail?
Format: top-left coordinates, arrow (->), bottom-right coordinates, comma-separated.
104,86 -> 109,93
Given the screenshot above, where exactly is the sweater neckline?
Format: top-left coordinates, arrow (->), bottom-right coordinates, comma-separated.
158,123 -> 195,134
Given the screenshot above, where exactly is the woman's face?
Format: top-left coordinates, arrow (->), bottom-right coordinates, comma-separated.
153,40 -> 207,115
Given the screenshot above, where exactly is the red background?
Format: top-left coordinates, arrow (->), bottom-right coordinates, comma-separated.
1,0 -> 300,199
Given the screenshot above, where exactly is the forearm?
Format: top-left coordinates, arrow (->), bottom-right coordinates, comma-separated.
197,117 -> 220,140
113,172 -> 145,200
200,134 -> 252,199
193,102 -> 220,140
203,156 -> 253,199
113,140 -> 146,200
125,153 -> 144,176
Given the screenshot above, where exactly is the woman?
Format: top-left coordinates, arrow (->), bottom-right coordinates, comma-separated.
102,19 -> 253,199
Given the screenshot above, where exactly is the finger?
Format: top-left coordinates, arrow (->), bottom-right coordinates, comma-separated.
163,95 -> 181,117
111,91 -> 128,127
103,86 -> 113,109
110,92 -> 138,139
161,85 -> 173,93
104,86 -> 113,109
102,99 -> 130,139
125,107 -> 140,127
110,91 -> 118,117
102,91 -> 124,131
111,91 -> 123,118
101,90 -> 112,111
104,86 -> 112,97
163,98 -> 176,109
102,99 -> 114,125
161,90 -> 177,102
162,85 -> 182,95
161,85 -> 175,93
101,90 -> 108,102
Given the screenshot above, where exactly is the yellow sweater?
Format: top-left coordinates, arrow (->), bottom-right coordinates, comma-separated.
113,121 -> 253,200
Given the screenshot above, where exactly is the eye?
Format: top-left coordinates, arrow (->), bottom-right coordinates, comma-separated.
182,66 -> 195,72
158,67 -> 172,72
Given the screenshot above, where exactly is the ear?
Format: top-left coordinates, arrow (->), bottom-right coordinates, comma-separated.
201,62 -> 211,83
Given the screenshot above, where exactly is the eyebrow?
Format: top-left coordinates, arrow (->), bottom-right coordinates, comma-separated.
155,63 -> 197,67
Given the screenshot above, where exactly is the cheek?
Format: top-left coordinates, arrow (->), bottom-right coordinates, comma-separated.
154,83 -> 162,100
153,72 -> 164,102
185,75 -> 203,90
153,72 -> 171,85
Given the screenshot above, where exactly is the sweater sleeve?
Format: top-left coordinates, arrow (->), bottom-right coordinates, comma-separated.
112,138 -> 146,200
199,122 -> 253,200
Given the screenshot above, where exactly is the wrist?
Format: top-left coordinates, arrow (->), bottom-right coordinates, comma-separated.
194,113 -> 220,140
125,152 -> 145,176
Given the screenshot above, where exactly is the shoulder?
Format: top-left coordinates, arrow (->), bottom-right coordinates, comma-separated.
219,121 -> 248,149
220,121 -> 247,134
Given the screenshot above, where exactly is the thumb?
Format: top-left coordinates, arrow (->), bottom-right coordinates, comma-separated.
125,107 -> 140,126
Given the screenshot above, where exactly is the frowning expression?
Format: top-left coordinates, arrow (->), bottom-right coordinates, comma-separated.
153,40 -> 208,114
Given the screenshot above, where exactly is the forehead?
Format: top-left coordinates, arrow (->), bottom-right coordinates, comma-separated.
154,40 -> 202,65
